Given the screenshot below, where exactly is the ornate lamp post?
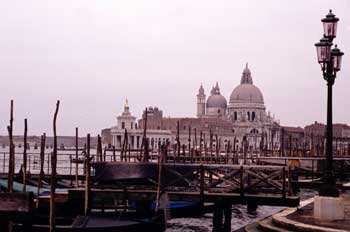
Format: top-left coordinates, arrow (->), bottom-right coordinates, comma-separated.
315,10 -> 344,197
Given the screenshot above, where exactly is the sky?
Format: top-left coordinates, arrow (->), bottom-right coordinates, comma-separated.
0,0 -> 349,136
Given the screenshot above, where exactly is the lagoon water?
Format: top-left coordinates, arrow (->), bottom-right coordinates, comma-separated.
167,204 -> 284,232
166,189 -> 316,231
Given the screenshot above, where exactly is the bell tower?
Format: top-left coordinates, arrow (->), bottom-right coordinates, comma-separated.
197,84 -> 206,117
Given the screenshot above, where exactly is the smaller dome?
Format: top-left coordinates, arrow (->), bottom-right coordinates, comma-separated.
206,82 -> 227,108
207,95 -> 227,108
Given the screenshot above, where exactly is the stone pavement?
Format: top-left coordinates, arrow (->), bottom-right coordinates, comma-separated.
284,195 -> 350,231
245,192 -> 350,232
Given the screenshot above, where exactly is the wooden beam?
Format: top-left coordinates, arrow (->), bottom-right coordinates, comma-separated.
84,188 -> 300,207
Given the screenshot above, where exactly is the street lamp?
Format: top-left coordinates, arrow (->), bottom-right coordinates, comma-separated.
315,10 -> 344,197
321,10 -> 339,39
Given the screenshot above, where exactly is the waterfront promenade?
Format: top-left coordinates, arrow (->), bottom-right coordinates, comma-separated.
246,191 -> 350,232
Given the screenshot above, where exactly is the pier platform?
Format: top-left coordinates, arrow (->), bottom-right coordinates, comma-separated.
245,192 -> 350,232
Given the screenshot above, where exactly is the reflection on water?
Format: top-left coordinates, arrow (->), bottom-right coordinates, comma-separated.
166,189 -> 316,232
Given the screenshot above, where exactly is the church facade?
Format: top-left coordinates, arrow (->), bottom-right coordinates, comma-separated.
195,64 -> 280,150
104,64 -> 281,152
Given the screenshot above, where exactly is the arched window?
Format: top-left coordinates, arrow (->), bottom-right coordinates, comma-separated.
234,112 -> 237,121
252,112 -> 256,121
247,112 -> 251,121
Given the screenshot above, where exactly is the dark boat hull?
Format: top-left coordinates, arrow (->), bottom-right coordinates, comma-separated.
16,214 -> 165,232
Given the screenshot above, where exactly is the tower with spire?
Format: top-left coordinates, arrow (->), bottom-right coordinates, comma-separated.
241,63 -> 253,84
197,84 -> 206,117
117,99 -> 136,130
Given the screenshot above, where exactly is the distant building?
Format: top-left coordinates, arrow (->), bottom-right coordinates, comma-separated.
193,64 -> 281,150
304,121 -> 350,155
280,126 -> 305,153
227,64 -> 280,150
102,64 -> 281,152
109,101 -> 172,150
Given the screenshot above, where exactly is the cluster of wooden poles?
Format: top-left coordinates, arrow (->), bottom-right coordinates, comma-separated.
5,100 -> 88,232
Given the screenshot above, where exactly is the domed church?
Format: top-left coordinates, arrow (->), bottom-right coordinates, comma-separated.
104,63 -> 281,153
197,63 -> 280,150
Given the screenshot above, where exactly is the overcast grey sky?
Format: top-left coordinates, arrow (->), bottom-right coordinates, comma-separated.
0,0 -> 349,136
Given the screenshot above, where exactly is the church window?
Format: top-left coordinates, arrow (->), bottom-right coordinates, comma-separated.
121,122 -> 125,129
131,122 -> 133,129
234,112 -> 237,121
247,112 -> 251,121
252,112 -> 256,121
218,109 -> 220,114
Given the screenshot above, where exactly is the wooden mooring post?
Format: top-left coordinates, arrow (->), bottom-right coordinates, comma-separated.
212,198 -> 232,232
215,134 -> 219,164
6,100 -> 14,232
282,167 -> 286,199
142,108 -> 149,162
22,118 -> 28,192
199,131 -> 203,163
194,128 -> 197,150
84,134 -> 91,216
155,144 -> 165,214
7,100 -> 14,194
176,121 -> 180,161
97,134 -> 103,162
37,133 -> 46,207
112,145 -> 116,162
50,100 -> 60,232
188,126 -> 192,163
200,164 -> 204,202
232,137 -> 237,164
75,127 -> 79,187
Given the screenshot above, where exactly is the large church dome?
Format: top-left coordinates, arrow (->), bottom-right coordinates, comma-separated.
229,64 -> 264,104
